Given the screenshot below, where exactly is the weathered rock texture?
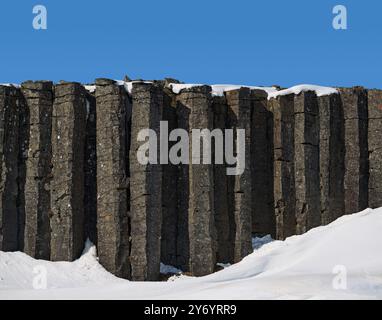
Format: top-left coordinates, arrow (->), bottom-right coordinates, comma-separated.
0,85 -> 22,252
50,82 -> 87,261
177,86 -> 217,276
368,89 -> 382,209
294,91 -> 321,234
174,91 -> 191,272
250,89 -> 275,237
268,94 -> 296,240
2,78 -> 382,282
339,87 -> 369,215
95,79 -> 130,279
161,88 -> 179,267
212,95 -> 234,264
84,92 -> 97,244
17,88 -> 28,252
130,82 -> 163,281
318,93 -> 345,225
21,81 -> 53,259
226,88 -> 253,263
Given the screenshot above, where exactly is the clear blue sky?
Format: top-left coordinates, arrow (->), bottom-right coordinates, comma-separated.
0,0 -> 381,88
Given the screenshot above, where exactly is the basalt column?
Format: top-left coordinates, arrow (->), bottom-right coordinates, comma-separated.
212,95 -> 234,264
268,95 -> 296,240
368,89 -> 382,208
50,82 -> 87,261
177,86 -> 216,276
17,88 -> 28,251
339,87 -> 369,215
294,92 -> 321,234
161,87 -> 179,267
96,79 -> 130,279
0,85 -> 21,252
21,81 -> 53,259
225,88 -> 252,263
130,83 -> 163,281
250,89 -> 275,237
317,93 -> 345,225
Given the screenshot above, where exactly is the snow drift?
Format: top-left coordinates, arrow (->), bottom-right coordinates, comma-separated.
1,208 -> 381,300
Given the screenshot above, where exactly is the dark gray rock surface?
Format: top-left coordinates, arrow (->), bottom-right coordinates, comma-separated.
368,89 -> 382,208
50,82 -> 87,261
294,91 -> 321,234
225,88 -> 253,263
130,82 -> 163,281
96,79 -> 130,279
0,85 -> 22,252
268,94 -> 296,240
21,81 -> 53,259
339,87 -> 369,215
177,86 -> 217,276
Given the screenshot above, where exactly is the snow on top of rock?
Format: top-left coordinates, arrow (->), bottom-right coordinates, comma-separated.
267,84 -> 338,100
0,83 -> 21,88
0,82 -> 340,101
168,83 -> 338,100
85,81 -> 154,94
115,80 -> 153,94
167,83 -> 278,96
160,263 -> 182,275
84,85 -> 96,93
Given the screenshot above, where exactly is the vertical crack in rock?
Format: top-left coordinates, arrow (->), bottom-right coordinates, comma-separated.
225,88 -> 253,263
161,87 -> 179,268
84,91 -> 97,244
318,93 -> 345,225
17,89 -> 28,251
0,85 -> 22,251
177,86 -> 216,276
294,91 -> 321,234
251,89 -> 275,238
96,78 -> 130,279
339,87 -> 369,214
268,94 -> 296,240
368,89 -> 382,208
50,82 -> 87,261
21,81 -> 53,259
212,95 -> 233,264
130,82 -> 163,281
174,90 -> 191,272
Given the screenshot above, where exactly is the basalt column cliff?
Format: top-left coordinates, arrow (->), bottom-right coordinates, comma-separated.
0,79 -> 381,281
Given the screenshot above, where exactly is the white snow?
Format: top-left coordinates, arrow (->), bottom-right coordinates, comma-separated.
252,235 -> 274,250
167,83 -> 338,100
160,263 -> 182,275
1,208 -> 382,300
82,81 -> 154,94
84,85 -> 96,93
267,84 -> 338,100
1,82 -> 339,100
167,83 -> 278,96
115,80 -> 153,94
0,83 -> 21,88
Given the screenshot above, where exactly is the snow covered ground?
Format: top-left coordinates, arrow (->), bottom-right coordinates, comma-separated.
1,208 -> 382,300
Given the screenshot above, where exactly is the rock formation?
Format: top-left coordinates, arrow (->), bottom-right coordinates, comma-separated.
0,79 -> 380,281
